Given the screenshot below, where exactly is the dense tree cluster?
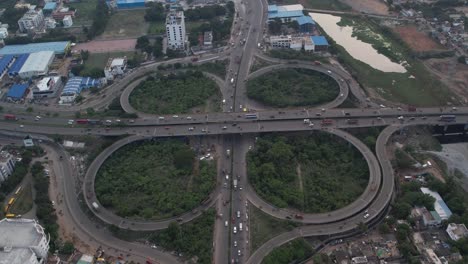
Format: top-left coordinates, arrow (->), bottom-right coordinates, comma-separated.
0,7 -> 27,31
135,36 -> 164,59
86,0 -> 111,39
262,238 -> 313,264
185,5 -> 226,20
391,181 -> 435,219
129,70 -> 219,114
145,2 -> 166,22
247,69 -> 340,108
149,209 -> 215,264
248,133 -> 369,213
95,139 -> 216,219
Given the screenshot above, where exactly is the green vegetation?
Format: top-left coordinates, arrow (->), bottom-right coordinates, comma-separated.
250,58 -> 274,73
0,7 -> 27,31
95,139 -> 216,219
326,17 -> 455,106
250,204 -> 299,252
391,181 -> 435,219
196,59 -> 229,78
395,223 -> 419,264
149,209 -> 215,264
262,238 -> 313,264
31,162 -> 60,252
248,133 -> 369,213
0,0 -> 15,9
346,127 -> 383,152
9,183 -> 33,215
69,0 -> 99,25
281,0 -> 351,10
247,68 -> 339,108
268,49 -> 328,63
130,71 -> 221,114
101,10 -> 148,39
72,51 -> 135,78
86,0 -> 111,39
148,21 -> 166,34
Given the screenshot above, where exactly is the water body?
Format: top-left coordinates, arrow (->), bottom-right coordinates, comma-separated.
310,13 -> 407,73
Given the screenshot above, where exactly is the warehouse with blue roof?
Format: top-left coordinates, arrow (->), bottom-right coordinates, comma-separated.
7,84 -> 29,101
60,77 -> 102,104
116,0 -> 145,9
268,4 -> 305,22
0,55 -> 14,78
311,36 -> 329,51
0,41 -> 70,56
296,15 -> 315,33
8,54 -> 29,77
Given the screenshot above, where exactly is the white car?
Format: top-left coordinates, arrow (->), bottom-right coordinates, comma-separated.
364,213 -> 370,219
172,115 -> 179,118
158,116 -> 165,120
188,127 -> 194,131
237,211 -> 240,218
225,221 -> 228,227
226,174 -> 229,180
68,119 -> 74,125
233,227 -> 237,234
397,116 -> 404,120
327,70 -> 332,74
186,116 -> 192,120
238,250 -> 241,256
234,241 -> 237,247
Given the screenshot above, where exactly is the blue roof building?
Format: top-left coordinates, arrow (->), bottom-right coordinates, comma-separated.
43,2 -> 57,11
268,4 -> 304,22
311,36 -> 329,50
116,0 -> 145,9
296,16 -> 315,33
8,54 -> 29,77
0,41 -> 70,56
7,84 -> 29,100
0,55 -> 14,78
61,77 -> 101,96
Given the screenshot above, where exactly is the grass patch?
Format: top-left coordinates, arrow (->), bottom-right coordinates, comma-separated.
95,139 -> 216,220
84,51 -> 134,69
250,204 -> 299,252
281,0 -> 351,10
248,132 -> 369,213
69,0 -> 98,26
149,209 -> 215,264
267,49 -> 328,63
247,68 -> 339,108
196,59 -> 229,78
148,21 -> 165,34
250,57 -> 275,73
262,238 -> 313,264
9,183 -> 33,215
0,0 -> 15,9
130,70 -> 221,114
100,9 -> 148,39
325,17 -> 456,106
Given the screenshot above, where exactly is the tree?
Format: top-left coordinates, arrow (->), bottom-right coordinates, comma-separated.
60,241 -> 75,255
357,222 -> 368,233
379,223 -> 391,234
269,18 -> 283,34
26,107 -> 33,112
393,202 -> 412,219
458,56 -> 466,64
145,2 -> 166,21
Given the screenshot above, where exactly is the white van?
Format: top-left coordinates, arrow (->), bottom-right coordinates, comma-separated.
225,221 -> 228,227
239,223 -> 243,231
233,226 -> 237,234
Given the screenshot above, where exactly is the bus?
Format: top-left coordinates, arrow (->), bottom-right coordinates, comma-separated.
5,214 -> 15,218
15,186 -> 22,195
439,115 -> 456,122
8,198 -> 15,206
245,114 -> 258,119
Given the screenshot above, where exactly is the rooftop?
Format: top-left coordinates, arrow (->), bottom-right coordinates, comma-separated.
0,248 -> 36,264
421,187 -> 453,220
0,218 -> 46,247
296,15 -> 315,25
7,84 -> 29,99
268,10 -> 304,19
36,76 -> 59,91
311,36 -> 329,46
110,58 -> 125,67
0,41 -> 70,56
43,2 -> 57,10
19,51 -> 54,73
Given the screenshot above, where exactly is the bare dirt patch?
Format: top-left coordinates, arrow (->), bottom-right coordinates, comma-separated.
73,39 -> 137,53
393,26 -> 444,52
339,0 -> 389,15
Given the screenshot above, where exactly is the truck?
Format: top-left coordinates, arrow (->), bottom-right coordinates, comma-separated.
88,119 -> 102,125
303,119 -> 310,124
408,105 -> 417,112
233,179 -> 238,189
294,214 -> 304,219
92,202 -> 99,210
440,115 -> 456,122
4,114 -> 18,121
321,119 -> 333,126
226,149 -> 231,157
245,114 -> 258,119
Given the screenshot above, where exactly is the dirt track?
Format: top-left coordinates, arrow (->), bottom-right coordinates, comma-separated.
393,26 -> 444,52
73,39 -> 137,53
339,0 -> 389,15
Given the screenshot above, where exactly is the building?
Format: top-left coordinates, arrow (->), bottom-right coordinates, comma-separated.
6,84 -> 29,101
270,35 -> 292,48
8,54 -> 29,77
412,206 -> 442,227
0,150 -> 16,182
32,76 -> 61,98
0,28 -> 8,39
23,135 -> 34,147
290,37 -> 302,50
60,77 -> 101,104
62,15 -> 73,28
104,57 -> 127,80
0,41 -> 70,56
203,31 -> 213,47
52,8 -> 75,20
0,55 -> 14,78
116,0 -> 145,9
77,255 -> 94,264
296,15 -> 315,33
44,18 -> 56,29
42,2 -> 57,14
268,4 -> 304,22
421,187 -> 453,221
166,11 -> 186,50
304,36 -> 314,51
311,36 -> 329,51
0,218 -> 49,264
446,223 -> 468,241
18,51 -> 55,79
18,9 -> 44,33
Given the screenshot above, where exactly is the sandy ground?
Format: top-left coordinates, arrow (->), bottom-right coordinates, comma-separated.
429,143 -> 468,190
393,26 -> 444,52
73,39 -> 137,53
424,57 -> 468,104
339,0 -> 389,15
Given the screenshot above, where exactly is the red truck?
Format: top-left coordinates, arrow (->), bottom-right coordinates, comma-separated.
321,119 -> 333,126
4,114 -> 18,121
295,214 -> 304,219
314,60 -> 322,65
76,119 -> 88,125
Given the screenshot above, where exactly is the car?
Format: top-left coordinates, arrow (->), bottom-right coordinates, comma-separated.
223,182 -> 227,188
68,119 -> 74,125
19,125 -> 24,128
315,113 -> 321,116
248,145 -> 252,150
222,126 -> 227,130
158,116 -> 165,120
234,241 -> 237,247
225,221 -> 228,227
239,186 -> 243,190
364,213 -> 370,219
327,70 -> 332,74
309,123 -> 314,127
172,115 -> 179,118
35,116 -> 41,119
222,99 -> 226,104
410,117 -> 415,120
129,119 -> 135,123
397,116 -> 404,120
35,118 -> 40,121
151,245 -> 157,249
238,250 -> 241,256
188,127 -> 194,131
245,201 -> 248,207
340,93 -> 344,97
422,116 -> 427,120
115,119 -> 121,123
321,108 -> 326,112
51,201 -> 55,206
397,107 -> 402,111
106,120 -> 112,123
201,129 -> 206,132
345,112 -> 350,116
164,127 -> 170,130
379,104 -> 386,108
233,227 -> 237,234
237,211 -> 240,218
452,107 -> 458,111
186,116 -> 192,120
226,174 -> 229,180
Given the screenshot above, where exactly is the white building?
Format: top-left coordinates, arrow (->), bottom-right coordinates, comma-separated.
18,9 -> 44,33
62,15 -> 73,28
290,37 -> 302,51
0,28 -> 8,39
0,218 -> 50,264
0,150 -> 16,182
270,35 -> 292,49
44,18 -> 56,29
166,11 -> 186,50
104,57 -> 127,80
18,51 -> 55,79
304,36 -> 314,51
32,76 -> 61,98
446,223 -> 468,241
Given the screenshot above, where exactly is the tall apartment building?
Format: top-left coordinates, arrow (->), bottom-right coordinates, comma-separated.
18,9 -> 44,33
0,150 -> 16,183
166,11 -> 186,50
0,218 -> 50,264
